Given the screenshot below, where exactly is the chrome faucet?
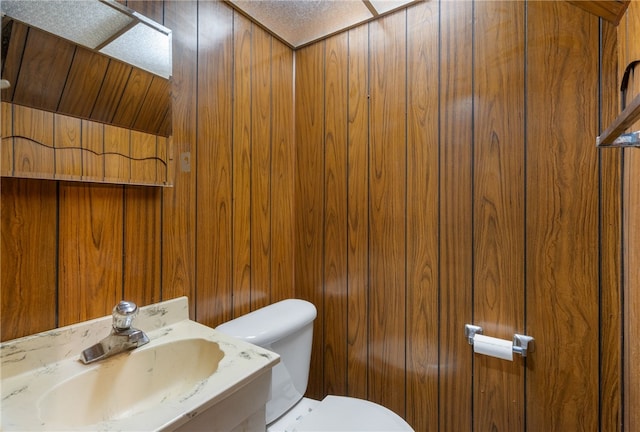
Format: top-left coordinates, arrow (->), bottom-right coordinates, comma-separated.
80,301 -> 150,364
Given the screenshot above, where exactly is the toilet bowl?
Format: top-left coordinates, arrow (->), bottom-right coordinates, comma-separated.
268,395 -> 412,432
215,299 -> 413,432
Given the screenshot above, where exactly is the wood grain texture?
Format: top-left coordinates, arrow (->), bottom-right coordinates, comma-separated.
126,0 -> 170,137
80,120 -> 104,181
0,178 -> 57,340
405,2 -> 439,430
161,0 -> 197,315
4,103 -> 170,185
90,61 -> 133,126
129,130 -> 158,183
599,19 -> 622,432
1,3 -> 625,432
295,41 -> 326,400
1,20 -> 28,102
133,76 -> 172,136
270,38 -> 295,303
124,186 -> 161,306
621,2 -> 640,430
2,102 -> 14,174
323,32 -> 349,396
623,152 -> 640,432
103,124 -> 130,182
112,68 -> 153,129
565,0 -> 630,24
2,0 -> 171,136
57,48 -> 110,118
12,27 -> 74,112
195,0 -> 233,327
438,1 -> 474,430
526,2 -> 600,430
368,11 -> 406,416
346,24 -> 369,401
54,114 -> 83,179
250,26 -> 272,311
1,0 -> 296,340
58,183 -> 123,326
473,2 -> 525,430
12,105 -> 54,177
232,13 -> 253,317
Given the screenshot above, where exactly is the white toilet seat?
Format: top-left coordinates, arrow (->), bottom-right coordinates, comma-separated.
269,395 -> 414,432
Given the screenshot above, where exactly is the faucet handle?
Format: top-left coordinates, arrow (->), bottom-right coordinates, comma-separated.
112,301 -> 139,330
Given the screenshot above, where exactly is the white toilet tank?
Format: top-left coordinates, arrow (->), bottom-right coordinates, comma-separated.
215,299 -> 317,424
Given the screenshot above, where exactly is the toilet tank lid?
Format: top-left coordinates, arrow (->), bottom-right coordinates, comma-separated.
215,299 -> 317,346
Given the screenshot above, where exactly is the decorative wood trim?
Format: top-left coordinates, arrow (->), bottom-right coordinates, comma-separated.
0,102 -> 173,186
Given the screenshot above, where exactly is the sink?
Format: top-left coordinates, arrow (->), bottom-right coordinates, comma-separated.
1,297 -> 280,431
39,338 -> 224,427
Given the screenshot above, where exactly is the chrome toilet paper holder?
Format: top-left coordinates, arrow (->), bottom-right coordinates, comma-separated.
464,324 -> 535,358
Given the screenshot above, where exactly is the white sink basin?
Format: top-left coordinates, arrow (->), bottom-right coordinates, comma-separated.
1,297 -> 279,431
39,338 -> 224,427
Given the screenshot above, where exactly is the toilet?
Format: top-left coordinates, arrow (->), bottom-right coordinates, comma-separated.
215,299 -> 414,432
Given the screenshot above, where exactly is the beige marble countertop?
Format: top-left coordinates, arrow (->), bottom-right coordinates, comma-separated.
0,297 -> 279,431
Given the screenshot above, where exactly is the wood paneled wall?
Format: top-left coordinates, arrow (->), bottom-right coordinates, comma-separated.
619,2 -> 640,431
1,0 -> 294,334
294,1 -> 623,431
0,1 -> 630,431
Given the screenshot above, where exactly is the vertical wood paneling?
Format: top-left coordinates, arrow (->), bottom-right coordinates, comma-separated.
123,186 -> 161,305
346,24 -> 369,401
118,1 -> 166,305
250,26 -> 272,310
270,39 -> 295,303
599,19 -> 622,432
621,2 -> 640,430
1,3 -> 626,432
162,0 -> 197,316
323,32 -> 349,396
2,103 -> 14,174
473,2 -> 525,430
295,41 -> 326,400
438,2 -> 474,430
368,11 -> 406,416
405,2 -> 439,430
623,151 -> 640,432
58,183 -> 123,326
0,178 -> 57,341
232,13 -> 253,317
196,0 -> 233,327
526,2 -> 600,430
1,0 -> 295,339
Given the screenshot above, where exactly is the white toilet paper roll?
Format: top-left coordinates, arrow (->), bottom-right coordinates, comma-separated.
473,334 -> 513,361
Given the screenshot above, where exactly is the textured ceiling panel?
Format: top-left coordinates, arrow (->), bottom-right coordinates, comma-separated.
228,0 -> 418,48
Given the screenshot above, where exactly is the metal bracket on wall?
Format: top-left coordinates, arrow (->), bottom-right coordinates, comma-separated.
597,60 -> 640,147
